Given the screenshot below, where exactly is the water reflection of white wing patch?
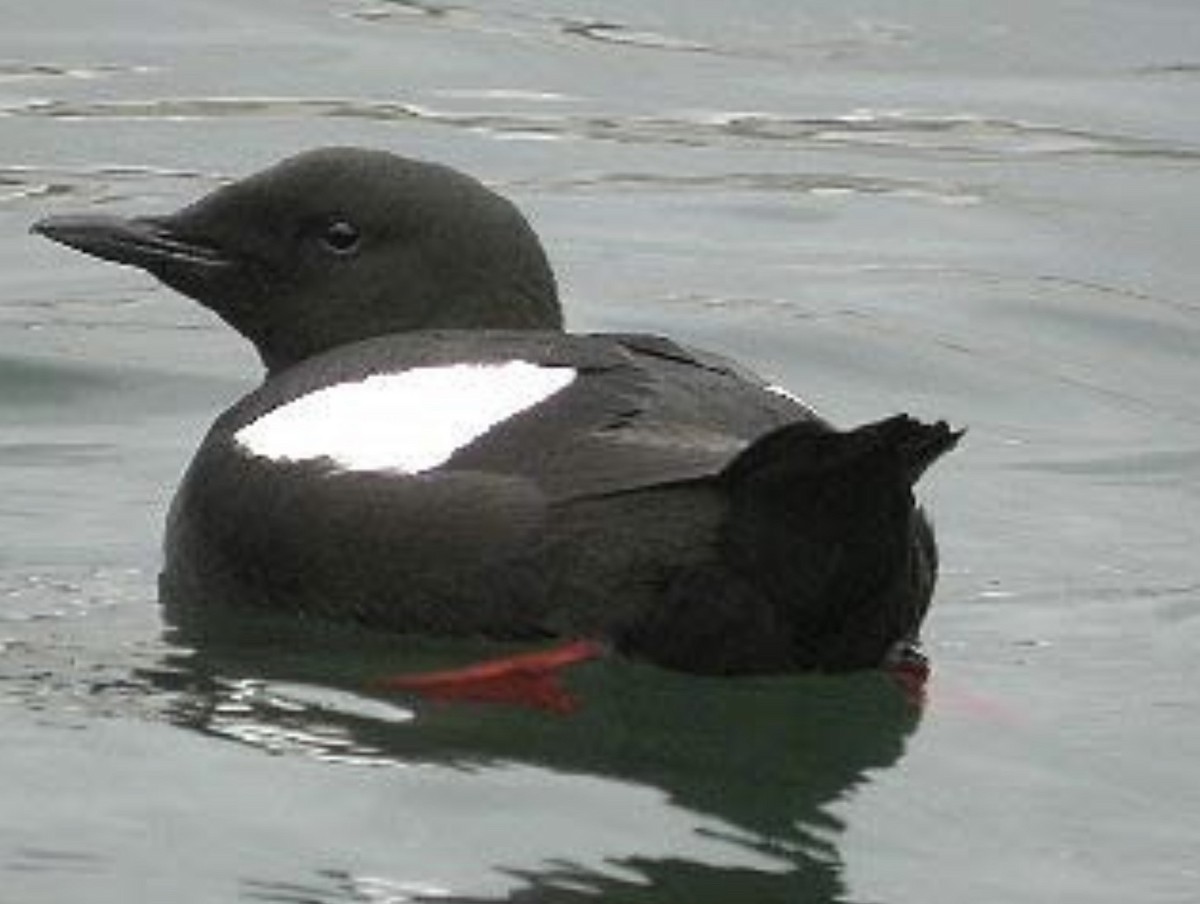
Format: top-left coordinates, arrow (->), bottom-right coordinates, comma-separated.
235,361 -> 576,473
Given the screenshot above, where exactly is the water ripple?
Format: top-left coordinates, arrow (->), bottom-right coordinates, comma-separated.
559,19 -> 713,53
5,846 -> 105,875
347,0 -> 456,20
194,677 -> 414,765
0,61 -> 153,83
0,162 -> 212,209
1012,448 -> 1200,482
346,3 -> 717,55
344,3 -> 910,63
1133,62 -> 1200,77
521,169 -> 982,204
4,97 -> 1195,161
0,566 -> 170,727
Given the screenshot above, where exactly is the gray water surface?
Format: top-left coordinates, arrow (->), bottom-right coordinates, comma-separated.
2,1 -> 1199,901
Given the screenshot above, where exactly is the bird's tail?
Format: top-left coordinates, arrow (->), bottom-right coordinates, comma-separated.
722,414 -> 961,492
718,414 -> 962,670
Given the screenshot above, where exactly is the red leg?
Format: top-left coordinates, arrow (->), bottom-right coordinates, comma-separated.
371,640 -> 607,714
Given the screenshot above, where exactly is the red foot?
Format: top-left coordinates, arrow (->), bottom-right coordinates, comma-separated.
885,643 -> 931,705
888,657 -> 930,704
371,640 -> 607,714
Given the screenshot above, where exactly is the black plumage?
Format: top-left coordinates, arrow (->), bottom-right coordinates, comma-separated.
33,147 -> 959,675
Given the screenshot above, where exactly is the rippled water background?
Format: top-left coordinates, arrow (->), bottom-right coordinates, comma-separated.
2,1 -> 1199,901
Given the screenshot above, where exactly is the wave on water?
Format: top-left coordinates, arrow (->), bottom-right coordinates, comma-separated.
3,96 -> 1195,163
342,1 -> 918,64
0,62 -> 154,83
0,163 -> 213,210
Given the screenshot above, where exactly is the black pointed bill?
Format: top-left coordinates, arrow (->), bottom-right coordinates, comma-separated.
31,214 -> 235,276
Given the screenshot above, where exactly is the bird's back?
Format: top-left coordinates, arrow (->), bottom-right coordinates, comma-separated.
160,330 -> 816,648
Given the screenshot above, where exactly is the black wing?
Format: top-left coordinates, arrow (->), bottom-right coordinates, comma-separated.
216,330 -> 825,501
166,330 -> 833,623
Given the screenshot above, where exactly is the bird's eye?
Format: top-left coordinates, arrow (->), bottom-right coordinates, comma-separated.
320,219 -> 361,255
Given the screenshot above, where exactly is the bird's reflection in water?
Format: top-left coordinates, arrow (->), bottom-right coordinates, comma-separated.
146,608 -> 922,903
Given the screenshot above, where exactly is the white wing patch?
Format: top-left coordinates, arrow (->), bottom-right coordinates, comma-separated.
234,361 -> 577,473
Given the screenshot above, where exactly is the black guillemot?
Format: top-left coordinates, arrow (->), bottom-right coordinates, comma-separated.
33,147 -> 959,702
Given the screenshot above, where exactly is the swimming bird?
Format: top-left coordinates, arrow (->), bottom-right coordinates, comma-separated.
32,147 -> 959,696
